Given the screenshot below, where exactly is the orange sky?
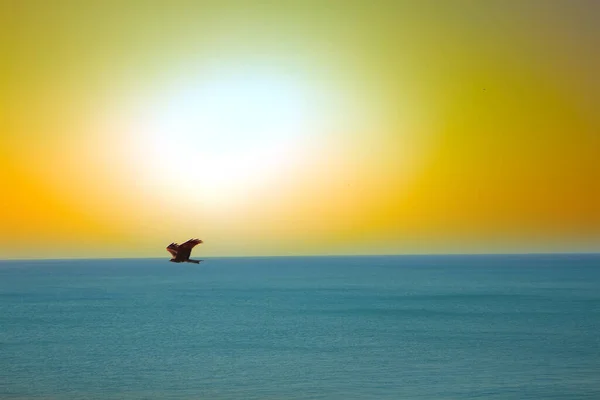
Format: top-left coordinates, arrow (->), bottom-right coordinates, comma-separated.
1,1 -> 599,259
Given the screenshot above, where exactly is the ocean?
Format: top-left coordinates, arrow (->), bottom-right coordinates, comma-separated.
1,254 -> 599,399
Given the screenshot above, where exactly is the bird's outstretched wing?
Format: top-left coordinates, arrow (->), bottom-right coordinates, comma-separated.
175,238 -> 203,261
166,243 -> 179,258
179,238 -> 203,251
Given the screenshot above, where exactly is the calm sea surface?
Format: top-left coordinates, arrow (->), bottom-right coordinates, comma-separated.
1,254 -> 599,399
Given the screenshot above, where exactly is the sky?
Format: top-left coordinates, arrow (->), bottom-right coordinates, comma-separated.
1,0 -> 599,259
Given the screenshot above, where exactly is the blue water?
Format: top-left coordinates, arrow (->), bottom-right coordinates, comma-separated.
1,254 -> 599,399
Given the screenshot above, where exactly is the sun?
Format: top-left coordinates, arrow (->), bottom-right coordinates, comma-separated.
127,68 -> 326,208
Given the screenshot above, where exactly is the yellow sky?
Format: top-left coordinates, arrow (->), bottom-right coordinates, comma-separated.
1,1 -> 599,258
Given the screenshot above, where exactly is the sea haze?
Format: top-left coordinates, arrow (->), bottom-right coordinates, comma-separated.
1,254 -> 599,399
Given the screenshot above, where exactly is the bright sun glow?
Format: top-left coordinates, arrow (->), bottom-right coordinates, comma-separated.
128,69 -> 327,208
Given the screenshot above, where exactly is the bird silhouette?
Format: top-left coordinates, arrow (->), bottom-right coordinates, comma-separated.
166,238 -> 203,264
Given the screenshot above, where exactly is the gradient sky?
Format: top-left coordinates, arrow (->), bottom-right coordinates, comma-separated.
1,0 -> 599,259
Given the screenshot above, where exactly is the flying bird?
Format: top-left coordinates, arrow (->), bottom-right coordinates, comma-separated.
166,238 -> 203,264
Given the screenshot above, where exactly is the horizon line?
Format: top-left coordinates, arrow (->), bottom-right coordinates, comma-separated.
1,251 -> 599,262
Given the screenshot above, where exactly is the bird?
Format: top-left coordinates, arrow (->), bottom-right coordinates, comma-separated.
166,238 -> 203,264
